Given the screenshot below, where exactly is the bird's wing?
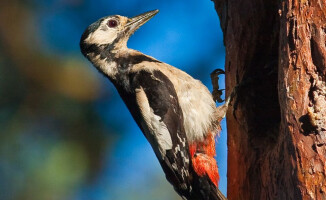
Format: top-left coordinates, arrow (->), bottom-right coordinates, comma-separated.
131,69 -> 192,197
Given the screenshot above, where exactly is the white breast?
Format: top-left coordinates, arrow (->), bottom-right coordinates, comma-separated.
170,68 -> 217,142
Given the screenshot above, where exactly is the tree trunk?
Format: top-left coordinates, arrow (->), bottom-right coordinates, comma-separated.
212,0 -> 326,199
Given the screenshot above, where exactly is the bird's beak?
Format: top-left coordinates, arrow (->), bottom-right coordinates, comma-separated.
125,10 -> 159,35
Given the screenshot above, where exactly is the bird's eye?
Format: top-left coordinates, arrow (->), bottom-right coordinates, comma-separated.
107,19 -> 118,28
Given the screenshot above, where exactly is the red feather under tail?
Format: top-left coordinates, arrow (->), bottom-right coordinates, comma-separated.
189,132 -> 220,187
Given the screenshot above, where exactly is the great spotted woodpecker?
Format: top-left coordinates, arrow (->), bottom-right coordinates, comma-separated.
80,10 -> 228,200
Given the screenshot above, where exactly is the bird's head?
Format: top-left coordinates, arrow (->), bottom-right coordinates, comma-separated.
80,9 -> 159,59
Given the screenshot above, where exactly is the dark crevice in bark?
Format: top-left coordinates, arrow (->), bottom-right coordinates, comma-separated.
233,1 -> 281,143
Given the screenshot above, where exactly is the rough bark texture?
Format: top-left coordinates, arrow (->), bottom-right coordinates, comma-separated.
213,0 -> 326,199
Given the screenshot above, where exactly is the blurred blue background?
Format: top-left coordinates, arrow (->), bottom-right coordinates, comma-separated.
0,0 -> 226,199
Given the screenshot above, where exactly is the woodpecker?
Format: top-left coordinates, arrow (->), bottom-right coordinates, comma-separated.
80,10 -> 228,200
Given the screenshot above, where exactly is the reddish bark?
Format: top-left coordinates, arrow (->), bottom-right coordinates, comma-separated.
213,0 -> 326,199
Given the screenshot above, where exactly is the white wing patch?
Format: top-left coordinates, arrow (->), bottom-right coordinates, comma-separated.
136,87 -> 173,159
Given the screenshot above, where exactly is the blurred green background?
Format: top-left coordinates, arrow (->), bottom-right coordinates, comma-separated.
0,0 -> 225,199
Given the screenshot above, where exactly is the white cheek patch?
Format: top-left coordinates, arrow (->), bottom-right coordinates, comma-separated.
85,27 -> 117,45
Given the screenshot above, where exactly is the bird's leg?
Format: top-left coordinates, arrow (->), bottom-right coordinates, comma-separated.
210,68 -> 239,120
210,69 -> 225,103
214,85 -> 239,121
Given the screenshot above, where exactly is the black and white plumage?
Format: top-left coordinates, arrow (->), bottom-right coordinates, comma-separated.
80,10 -> 227,200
